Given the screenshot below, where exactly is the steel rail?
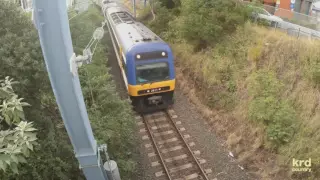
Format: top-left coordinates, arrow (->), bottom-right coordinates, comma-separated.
165,110 -> 210,180
142,114 -> 172,180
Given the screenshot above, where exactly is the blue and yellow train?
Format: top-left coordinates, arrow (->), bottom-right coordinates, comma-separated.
102,0 -> 175,113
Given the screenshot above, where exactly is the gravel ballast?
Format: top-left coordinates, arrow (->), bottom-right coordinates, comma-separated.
172,89 -> 258,180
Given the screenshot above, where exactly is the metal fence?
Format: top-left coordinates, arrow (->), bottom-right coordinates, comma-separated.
284,26 -> 320,39
266,19 -> 320,40
247,3 -> 320,40
263,4 -> 320,31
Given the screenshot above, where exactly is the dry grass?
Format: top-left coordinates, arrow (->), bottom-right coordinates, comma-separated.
172,22 -> 320,179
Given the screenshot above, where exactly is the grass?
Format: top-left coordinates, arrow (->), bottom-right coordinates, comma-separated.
170,22 -> 320,179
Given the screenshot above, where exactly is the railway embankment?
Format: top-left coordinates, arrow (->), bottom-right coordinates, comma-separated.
171,23 -> 320,180
139,0 -> 320,179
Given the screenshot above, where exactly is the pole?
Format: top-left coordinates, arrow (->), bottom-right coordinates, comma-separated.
32,0 -> 108,180
133,0 -> 136,18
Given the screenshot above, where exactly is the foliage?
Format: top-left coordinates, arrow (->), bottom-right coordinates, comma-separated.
70,5 -> 137,179
266,100 -> 296,145
247,70 -> 283,98
248,96 -> 297,147
167,0 -> 252,49
1,1 -> 136,179
0,77 -> 31,126
148,6 -> 174,36
0,76 -> 38,174
247,70 -> 296,148
0,121 -> 38,174
248,96 -> 278,123
0,1 -> 84,179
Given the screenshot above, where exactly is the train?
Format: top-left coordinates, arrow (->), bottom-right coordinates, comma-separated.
100,0 -> 175,113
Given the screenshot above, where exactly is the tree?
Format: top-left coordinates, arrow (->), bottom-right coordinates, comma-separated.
0,1 -> 137,179
0,77 -> 38,174
169,0 -> 252,50
0,1 -> 84,179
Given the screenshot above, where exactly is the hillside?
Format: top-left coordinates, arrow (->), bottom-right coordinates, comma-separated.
139,0 -> 320,179
173,24 -> 320,179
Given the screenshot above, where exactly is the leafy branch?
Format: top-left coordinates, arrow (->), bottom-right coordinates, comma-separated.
0,77 -> 37,174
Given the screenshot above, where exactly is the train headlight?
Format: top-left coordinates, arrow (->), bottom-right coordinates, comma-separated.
136,54 -> 141,59
162,52 -> 166,56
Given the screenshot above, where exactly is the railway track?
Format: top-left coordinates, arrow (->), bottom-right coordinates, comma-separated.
136,110 -> 213,180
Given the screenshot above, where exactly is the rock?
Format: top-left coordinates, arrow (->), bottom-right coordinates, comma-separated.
228,152 -> 234,158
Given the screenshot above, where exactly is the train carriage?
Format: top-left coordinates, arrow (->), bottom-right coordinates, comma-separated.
102,0 -> 175,113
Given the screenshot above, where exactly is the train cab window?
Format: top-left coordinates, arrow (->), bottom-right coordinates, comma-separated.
136,62 -> 169,84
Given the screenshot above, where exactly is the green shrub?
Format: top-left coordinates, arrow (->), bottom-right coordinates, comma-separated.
249,97 -> 297,148
248,70 -> 283,98
169,0 -> 252,49
248,96 -> 278,123
247,69 -> 297,148
266,100 -> 296,146
148,6 -> 174,36
266,121 -> 294,147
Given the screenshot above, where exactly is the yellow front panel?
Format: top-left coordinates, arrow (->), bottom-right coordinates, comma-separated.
128,79 -> 175,96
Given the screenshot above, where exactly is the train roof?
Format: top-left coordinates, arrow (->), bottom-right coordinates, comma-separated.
104,1 -> 166,52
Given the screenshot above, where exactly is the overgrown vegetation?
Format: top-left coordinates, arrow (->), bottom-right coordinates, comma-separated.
141,0 -> 320,179
0,1 -> 136,179
172,24 -> 320,179
70,6 -> 137,178
0,2 -> 83,179
247,70 -> 297,148
147,0 -> 252,50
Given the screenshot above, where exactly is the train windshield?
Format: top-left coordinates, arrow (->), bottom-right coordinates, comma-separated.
136,62 -> 169,84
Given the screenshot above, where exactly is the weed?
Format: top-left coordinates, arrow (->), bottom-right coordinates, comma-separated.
248,96 -> 278,124
247,70 -> 283,98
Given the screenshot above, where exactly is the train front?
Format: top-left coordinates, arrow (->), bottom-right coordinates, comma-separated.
127,43 -> 175,113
